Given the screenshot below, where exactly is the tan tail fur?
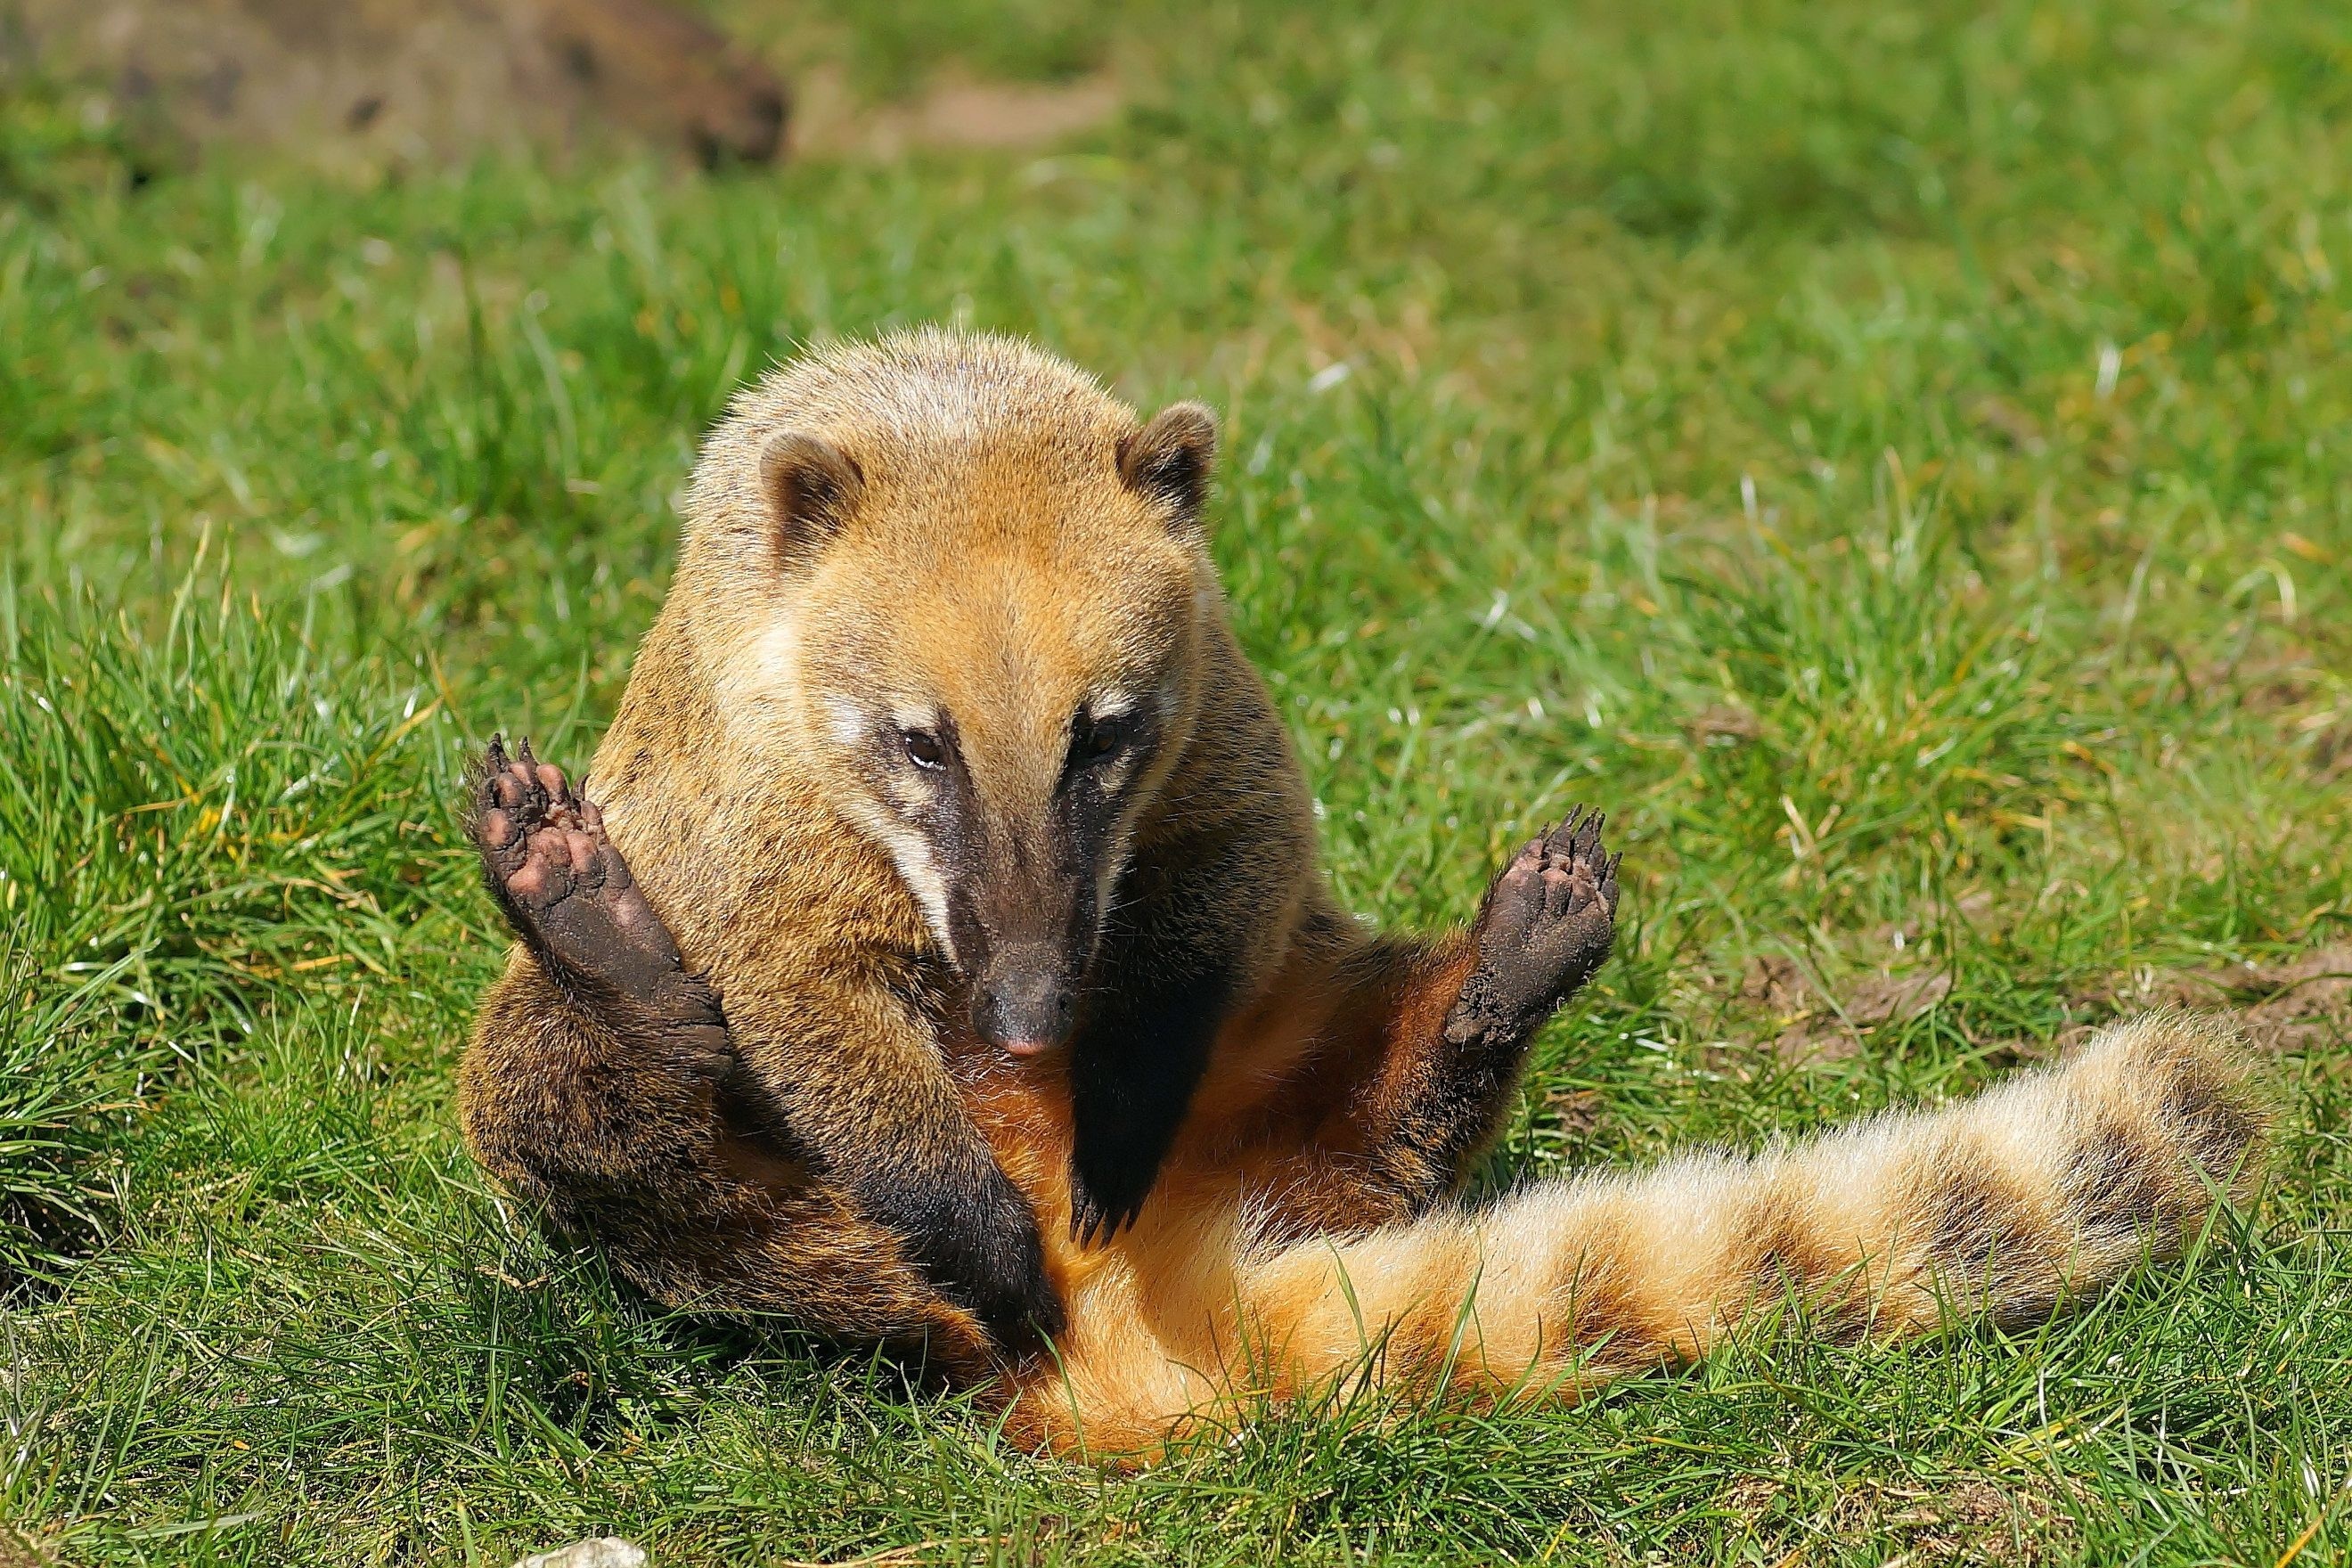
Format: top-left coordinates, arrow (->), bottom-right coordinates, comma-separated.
1008,1009 -> 2271,1458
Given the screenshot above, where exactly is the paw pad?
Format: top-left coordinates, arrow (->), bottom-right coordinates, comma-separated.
467,734 -> 694,1002
1451,808 -> 1621,1041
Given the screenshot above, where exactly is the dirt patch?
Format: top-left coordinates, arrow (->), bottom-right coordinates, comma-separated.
2307,715 -> 2352,782
1847,970 -> 1954,1026
1740,953 -> 1811,1012
0,1527 -> 56,1568
1541,1084 -> 1604,1139
2187,649 -> 2323,714
1725,1474 -> 2070,1564
2062,942 -> 2352,1058
1876,1478 -> 2072,1564
1686,702 -> 1763,748
2169,943 -> 2352,1053
1970,396 -> 2048,454
5,0 -> 788,166
788,65 -> 1121,159
4,0 -> 1126,174
1735,953 -> 1951,1065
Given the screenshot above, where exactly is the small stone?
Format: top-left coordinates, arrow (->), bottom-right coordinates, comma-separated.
512,1539 -> 647,1568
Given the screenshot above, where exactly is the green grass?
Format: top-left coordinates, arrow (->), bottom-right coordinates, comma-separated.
4,0 -> 2350,1561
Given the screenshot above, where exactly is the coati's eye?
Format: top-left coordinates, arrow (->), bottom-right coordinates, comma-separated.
901,728 -> 948,770
1074,714 -> 1126,764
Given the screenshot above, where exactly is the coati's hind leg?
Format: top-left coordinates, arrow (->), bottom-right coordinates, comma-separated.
458,739 -> 999,1378
474,739 -> 1065,1357
471,736 -> 730,1052
1425,809 -> 1621,1164
1254,812 -> 1620,1231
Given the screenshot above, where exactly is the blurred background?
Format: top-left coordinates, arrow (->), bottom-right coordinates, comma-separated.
2,2 -> 2348,1564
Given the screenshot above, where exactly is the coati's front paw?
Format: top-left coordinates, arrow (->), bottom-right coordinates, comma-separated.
947,1176 -> 1068,1355
862,1152 -> 1066,1355
1446,809 -> 1620,1047
468,736 -> 728,1073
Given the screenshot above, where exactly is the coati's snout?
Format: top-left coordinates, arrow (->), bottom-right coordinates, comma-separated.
963,892 -> 1090,1059
972,961 -> 1076,1058
885,693 -> 1164,1059
934,730 -> 1120,1058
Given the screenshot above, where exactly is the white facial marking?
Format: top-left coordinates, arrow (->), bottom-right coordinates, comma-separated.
1095,751 -> 1139,792
1091,825 -> 1131,931
1087,690 -> 1139,790
882,776 -> 941,818
846,801 -> 958,958
823,697 -> 869,747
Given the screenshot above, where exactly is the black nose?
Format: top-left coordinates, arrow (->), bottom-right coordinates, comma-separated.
974,962 -> 1076,1058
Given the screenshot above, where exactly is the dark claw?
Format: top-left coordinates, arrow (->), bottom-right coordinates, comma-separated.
1069,1186 -> 1139,1249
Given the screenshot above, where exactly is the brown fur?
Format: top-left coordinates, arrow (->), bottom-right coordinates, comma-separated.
462,952 -> 993,1366
459,331 -> 2270,1461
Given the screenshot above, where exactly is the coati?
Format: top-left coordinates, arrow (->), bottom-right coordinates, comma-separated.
460,329 -> 2273,1456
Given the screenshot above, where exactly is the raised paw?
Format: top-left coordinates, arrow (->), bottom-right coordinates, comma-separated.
1445,809 -> 1621,1047
467,736 -> 723,1057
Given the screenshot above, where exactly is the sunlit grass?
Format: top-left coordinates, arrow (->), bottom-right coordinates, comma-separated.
1,0 -> 2348,1562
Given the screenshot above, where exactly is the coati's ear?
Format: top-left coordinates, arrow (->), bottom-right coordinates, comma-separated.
1118,402 -> 1218,524
758,430 -> 863,562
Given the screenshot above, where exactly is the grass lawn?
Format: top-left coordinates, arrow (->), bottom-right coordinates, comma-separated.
4,0 -> 2351,1561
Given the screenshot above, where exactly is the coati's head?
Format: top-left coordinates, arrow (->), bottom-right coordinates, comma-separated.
685,331 -> 1223,1058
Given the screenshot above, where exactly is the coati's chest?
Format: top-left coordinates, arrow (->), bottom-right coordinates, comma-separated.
945,943 -> 1353,1259
600,687 -> 1334,1249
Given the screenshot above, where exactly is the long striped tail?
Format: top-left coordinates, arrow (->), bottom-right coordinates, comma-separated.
1017,1010 -> 2271,1458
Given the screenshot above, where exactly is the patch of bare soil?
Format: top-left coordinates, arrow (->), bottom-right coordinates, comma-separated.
0,1526 -> 55,1568
1685,702 -> 1763,748
1724,1474 -> 2071,1564
1869,1478 -> 2073,1564
1739,952 -> 1811,1015
1736,953 -> 1952,1065
1541,1084 -> 1604,1139
5,0 -> 788,166
788,65 -> 1121,159
2054,942 -> 2352,1062
2165,943 -> 2352,1053
1970,396 -> 2048,454
2308,715 -> 2352,782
